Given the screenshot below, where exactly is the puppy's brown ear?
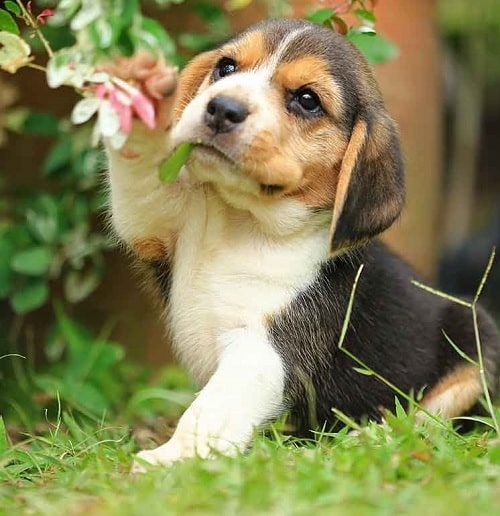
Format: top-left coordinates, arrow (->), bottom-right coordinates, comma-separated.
174,50 -> 218,119
329,110 -> 405,252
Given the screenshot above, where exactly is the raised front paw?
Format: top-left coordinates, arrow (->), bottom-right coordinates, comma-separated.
100,51 -> 178,132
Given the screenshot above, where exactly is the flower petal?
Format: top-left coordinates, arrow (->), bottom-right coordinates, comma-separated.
109,130 -> 128,150
71,97 -> 101,124
108,89 -> 133,134
131,90 -> 155,129
98,99 -> 120,137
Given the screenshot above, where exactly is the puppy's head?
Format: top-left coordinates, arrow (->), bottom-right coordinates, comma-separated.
172,19 -> 404,252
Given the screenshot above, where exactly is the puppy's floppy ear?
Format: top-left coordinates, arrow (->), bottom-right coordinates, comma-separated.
329,109 -> 405,252
174,50 -> 218,119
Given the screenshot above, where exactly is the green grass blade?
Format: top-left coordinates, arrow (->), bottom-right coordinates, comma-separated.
442,330 -> 478,366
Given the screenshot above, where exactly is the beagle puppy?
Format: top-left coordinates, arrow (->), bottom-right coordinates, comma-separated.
104,19 -> 500,470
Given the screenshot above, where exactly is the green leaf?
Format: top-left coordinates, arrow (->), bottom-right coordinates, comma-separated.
306,8 -> 334,25
394,396 -> 407,419
43,136 -> 72,174
82,340 -> 124,377
0,31 -> 30,73
116,28 -> 134,56
0,267 -> 12,297
55,303 -> 90,356
347,32 -> 399,64
352,366 -> 374,376
26,195 -> 60,244
226,0 -> 252,10
33,374 -> 110,415
118,0 -> 138,27
354,9 -> 376,24
0,416 -> 8,454
138,17 -> 175,56
66,382 -> 109,414
63,268 -> 101,303
11,246 -> 52,276
10,279 -> 49,313
4,2 -> 21,16
22,111 -> 60,136
0,9 -> 19,35
179,32 -> 217,52
0,237 -> 15,297
159,142 -> 193,183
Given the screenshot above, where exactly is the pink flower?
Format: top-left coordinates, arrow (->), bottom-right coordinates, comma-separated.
92,80 -> 156,134
109,77 -> 156,131
27,1 -> 53,25
72,75 -> 157,150
37,9 -> 53,25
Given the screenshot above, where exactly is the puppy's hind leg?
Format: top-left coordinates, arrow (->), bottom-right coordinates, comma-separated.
416,301 -> 500,426
416,364 -> 483,423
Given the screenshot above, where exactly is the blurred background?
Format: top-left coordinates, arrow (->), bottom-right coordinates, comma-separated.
0,0 -> 499,423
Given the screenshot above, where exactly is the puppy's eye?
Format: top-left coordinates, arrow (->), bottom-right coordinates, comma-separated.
288,88 -> 323,117
213,57 -> 237,81
297,90 -> 320,111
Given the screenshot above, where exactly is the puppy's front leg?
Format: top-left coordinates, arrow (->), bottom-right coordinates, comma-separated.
103,56 -> 189,259
106,126 -> 189,259
132,328 -> 285,471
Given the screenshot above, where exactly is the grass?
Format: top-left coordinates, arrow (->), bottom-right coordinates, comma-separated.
1,398 -> 500,516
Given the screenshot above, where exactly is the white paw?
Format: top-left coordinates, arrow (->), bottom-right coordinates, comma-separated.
131,440 -> 186,473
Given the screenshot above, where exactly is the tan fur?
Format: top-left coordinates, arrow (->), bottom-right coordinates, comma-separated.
132,237 -> 171,261
174,51 -> 218,120
419,364 -> 482,419
231,32 -> 267,70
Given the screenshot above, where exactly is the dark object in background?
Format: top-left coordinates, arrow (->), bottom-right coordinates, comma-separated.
439,209 -> 500,316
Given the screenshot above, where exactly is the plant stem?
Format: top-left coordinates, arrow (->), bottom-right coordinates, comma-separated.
471,248 -> 499,436
15,0 -> 54,58
471,304 -> 500,435
411,280 -> 472,308
27,63 -> 46,72
474,247 -> 496,304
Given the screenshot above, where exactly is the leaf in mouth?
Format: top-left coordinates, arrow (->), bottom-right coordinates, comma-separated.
159,142 -> 194,183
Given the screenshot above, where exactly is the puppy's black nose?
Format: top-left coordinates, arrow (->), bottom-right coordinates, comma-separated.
205,96 -> 249,133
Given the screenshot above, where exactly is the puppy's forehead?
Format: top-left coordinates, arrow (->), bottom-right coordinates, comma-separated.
224,20 -> 363,104
227,20 -> 357,65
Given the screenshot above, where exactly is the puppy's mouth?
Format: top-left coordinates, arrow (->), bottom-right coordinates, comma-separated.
189,140 -> 237,167
182,140 -> 287,197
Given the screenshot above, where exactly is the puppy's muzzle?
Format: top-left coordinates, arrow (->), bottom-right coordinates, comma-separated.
205,96 -> 249,134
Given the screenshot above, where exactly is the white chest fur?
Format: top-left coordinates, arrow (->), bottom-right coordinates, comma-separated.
167,188 -> 330,386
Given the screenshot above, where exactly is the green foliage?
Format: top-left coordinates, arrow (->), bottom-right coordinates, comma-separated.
439,0 -> 500,85
178,1 -> 230,56
0,115 -> 111,313
347,32 -> 398,64
0,8 -> 20,35
45,0 -> 178,60
306,3 -> 399,64
0,307 -> 193,426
